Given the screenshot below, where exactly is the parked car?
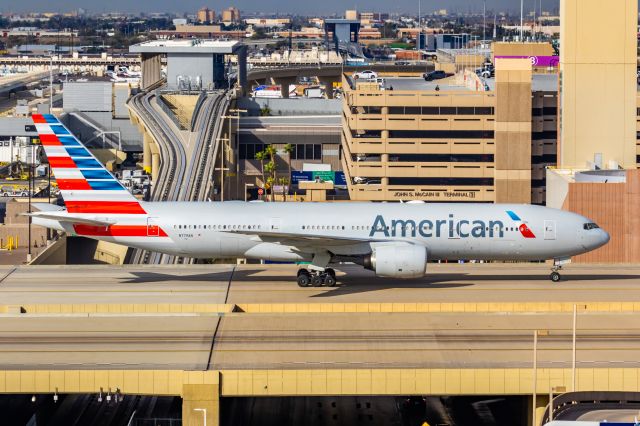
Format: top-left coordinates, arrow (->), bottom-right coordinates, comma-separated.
476,65 -> 495,78
353,70 -> 378,80
423,70 -> 450,81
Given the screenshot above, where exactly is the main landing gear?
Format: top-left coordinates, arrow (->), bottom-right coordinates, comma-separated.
297,268 -> 337,287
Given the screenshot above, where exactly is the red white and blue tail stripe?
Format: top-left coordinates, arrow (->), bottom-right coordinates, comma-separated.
32,114 -> 146,215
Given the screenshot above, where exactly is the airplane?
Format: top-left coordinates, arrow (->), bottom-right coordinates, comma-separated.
28,113 -> 610,287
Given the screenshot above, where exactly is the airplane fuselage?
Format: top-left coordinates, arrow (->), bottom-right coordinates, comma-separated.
44,201 -> 609,263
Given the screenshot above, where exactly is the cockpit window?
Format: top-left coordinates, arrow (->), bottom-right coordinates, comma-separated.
583,223 -> 600,230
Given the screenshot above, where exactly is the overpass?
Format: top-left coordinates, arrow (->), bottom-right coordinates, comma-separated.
1,263 -> 640,425
0,71 -> 51,97
247,63 -> 434,98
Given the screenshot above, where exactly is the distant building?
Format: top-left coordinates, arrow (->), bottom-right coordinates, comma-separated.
345,10 -> 359,20
197,7 -> 216,23
221,7 -> 241,24
358,27 -> 381,39
245,18 -> 290,28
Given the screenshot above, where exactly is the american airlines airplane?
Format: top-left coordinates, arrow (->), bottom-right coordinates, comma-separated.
29,114 -> 610,286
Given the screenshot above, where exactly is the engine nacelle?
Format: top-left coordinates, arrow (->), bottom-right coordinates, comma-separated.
364,244 -> 427,279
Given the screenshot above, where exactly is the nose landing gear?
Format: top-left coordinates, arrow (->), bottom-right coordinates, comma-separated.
550,265 -> 563,282
550,258 -> 570,283
297,268 -> 337,287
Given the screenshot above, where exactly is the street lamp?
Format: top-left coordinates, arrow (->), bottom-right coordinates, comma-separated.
532,329 -> 549,426
221,109 -> 247,199
548,385 -> 567,421
193,408 -> 207,426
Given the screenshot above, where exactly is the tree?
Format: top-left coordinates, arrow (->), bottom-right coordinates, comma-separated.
278,176 -> 289,201
264,145 -> 278,201
255,150 -> 267,197
283,143 -> 294,195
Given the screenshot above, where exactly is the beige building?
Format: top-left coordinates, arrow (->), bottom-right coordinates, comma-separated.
341,59 -> 563,205
345,10 -> 359,20
342,78 -> 498,203
558,0 -> 637,169
221,7 -> 241,24
197,7 -> 216,23
245,18 -> 290,28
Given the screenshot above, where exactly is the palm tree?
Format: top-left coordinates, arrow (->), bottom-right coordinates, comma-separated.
264,145 -> 278,201
264,161 -> 276,201
283,143 -> 294,195
255,150 -> 267,196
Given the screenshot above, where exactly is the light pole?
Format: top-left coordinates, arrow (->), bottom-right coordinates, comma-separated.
548,385 -> 567,421
520,0 -> 524,42
532,329 -> 549,426
193,408 -> 207,426
215,137 -> 230,201
572,304 -> 577,391
221,109 -> 247,200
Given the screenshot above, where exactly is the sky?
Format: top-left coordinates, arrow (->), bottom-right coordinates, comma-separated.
4,0 -> 563,16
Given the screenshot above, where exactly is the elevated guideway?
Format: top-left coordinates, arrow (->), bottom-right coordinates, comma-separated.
127,88 -> 230,265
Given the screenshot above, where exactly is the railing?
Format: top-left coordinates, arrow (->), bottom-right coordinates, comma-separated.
154,92 -> 186,131
190,91 -> 207,132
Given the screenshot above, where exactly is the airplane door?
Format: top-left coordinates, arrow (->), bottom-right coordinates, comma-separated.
147,217 -> 160,237
270,217 -> 282,231
544,220 -> 556,240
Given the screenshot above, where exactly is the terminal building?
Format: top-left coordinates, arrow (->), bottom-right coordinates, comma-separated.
341,66 -> 560,205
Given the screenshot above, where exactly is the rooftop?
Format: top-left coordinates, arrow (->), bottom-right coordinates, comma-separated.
129,39 -> 241,54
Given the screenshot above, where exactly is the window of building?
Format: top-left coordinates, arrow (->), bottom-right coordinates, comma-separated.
388,130 -> 494,139
292,144 -> 322,160
388,177 -> 494,186
239,143 -> 266,160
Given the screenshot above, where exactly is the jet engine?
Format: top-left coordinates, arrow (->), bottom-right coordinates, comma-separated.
363,244 -> 427,279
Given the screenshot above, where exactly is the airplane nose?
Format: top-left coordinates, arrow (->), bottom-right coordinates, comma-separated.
588,229 -> 610,250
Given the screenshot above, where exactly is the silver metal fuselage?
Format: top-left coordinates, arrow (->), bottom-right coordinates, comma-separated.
59,201 -> 609,262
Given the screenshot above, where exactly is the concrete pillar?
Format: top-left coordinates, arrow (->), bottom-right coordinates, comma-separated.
494,58 -> 532,204
237,45 -> 248,95
143,133 -> 152,174
318,77 -> 339,99
275,77 -> 295,99
182,383 -> 219,426
527,394 -> 549,426
149,141 -> 160,184
381,154 -> 389,186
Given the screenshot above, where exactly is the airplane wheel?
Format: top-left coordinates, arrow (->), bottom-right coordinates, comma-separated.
324,274 -> 336,287
550,272 -> 561,283
326,268 -> 336,279
297,273 -> 310,287
311,275 -> 323,287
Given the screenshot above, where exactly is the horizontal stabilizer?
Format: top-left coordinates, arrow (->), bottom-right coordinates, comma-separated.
23,211 -> 115,227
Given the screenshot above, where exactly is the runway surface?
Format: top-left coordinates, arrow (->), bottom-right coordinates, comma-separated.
1,263 -> 639,370
1,263 -> 640,305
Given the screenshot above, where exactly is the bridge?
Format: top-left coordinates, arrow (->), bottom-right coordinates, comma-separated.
0,71 -> 51,97
246,63 -> 434,98
1,263 -> 639,425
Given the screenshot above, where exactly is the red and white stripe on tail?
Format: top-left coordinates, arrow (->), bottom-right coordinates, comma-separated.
32,113 -> 146,215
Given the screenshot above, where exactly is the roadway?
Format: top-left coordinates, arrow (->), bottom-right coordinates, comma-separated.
1,264 -> 640,371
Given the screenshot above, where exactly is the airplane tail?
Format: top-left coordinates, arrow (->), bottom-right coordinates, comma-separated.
32,114 -> 146,215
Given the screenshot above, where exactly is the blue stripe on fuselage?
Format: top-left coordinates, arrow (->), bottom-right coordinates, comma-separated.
506,211 -> 521,221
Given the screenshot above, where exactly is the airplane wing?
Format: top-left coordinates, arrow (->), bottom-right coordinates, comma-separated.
227,229 -> 381,250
